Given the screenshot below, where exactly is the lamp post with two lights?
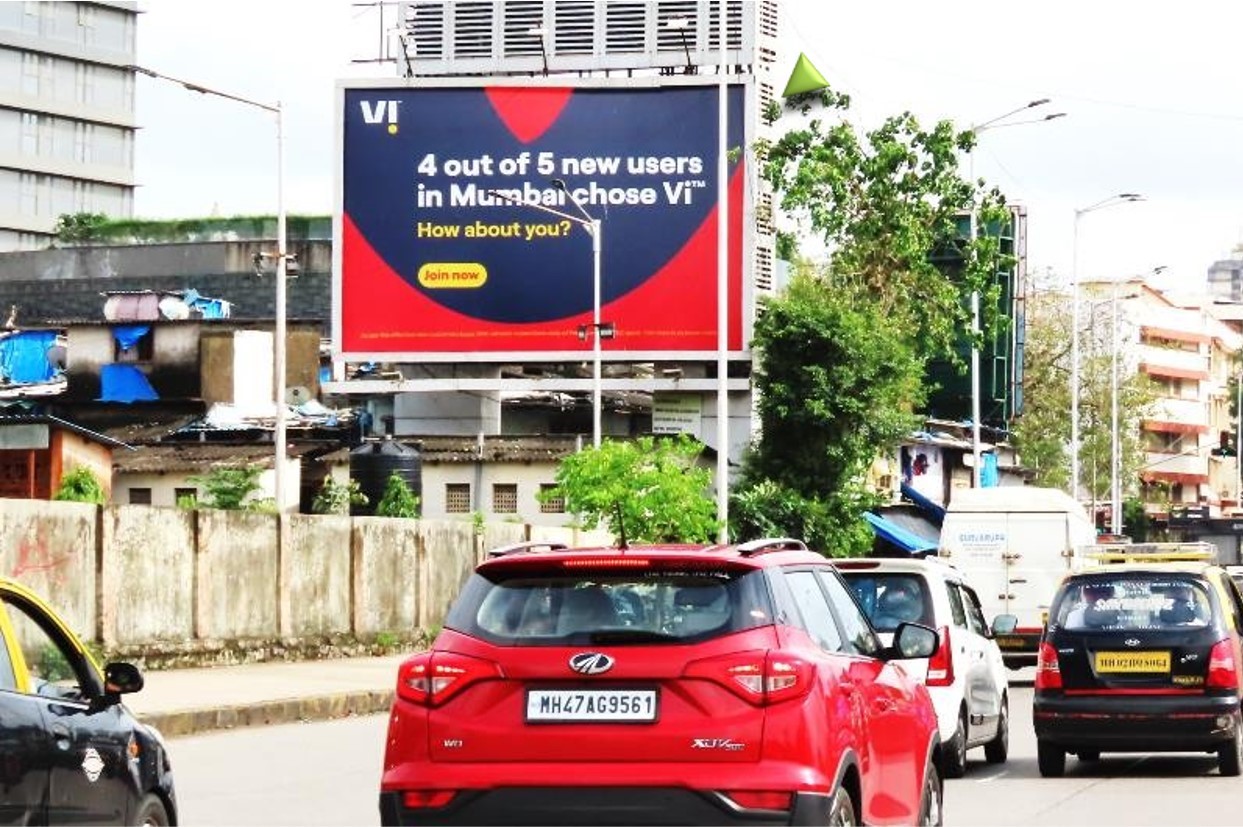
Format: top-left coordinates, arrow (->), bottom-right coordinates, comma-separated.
487,181 -> 609,448
965,99 -> 1065,485
130,65 -> 292,510
1070,193 -> 1143,502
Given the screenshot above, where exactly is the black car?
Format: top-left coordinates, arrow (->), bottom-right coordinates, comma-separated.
0,576 -> 176,824
1033,560 -> 1243,777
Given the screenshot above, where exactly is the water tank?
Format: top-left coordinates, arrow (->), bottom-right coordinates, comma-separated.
349,439 -> 422,516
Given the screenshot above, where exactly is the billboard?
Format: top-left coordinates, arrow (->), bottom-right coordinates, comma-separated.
334,79 -> 747,361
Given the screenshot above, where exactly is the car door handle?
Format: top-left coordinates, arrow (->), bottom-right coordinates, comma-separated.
50,723 -> 71,750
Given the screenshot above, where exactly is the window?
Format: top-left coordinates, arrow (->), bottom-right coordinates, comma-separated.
174,487 -> 197,506
817,569 -> 880,656
4,592 -> 90,699
113,327 -> 153,362
959,585 -> 989,636
445,483 -> 471,514
492,483 -> 518,514
539,483 -> 564,513
0,617 -> 15,690
128,487 -> 151,505
784,570 -> 843,652
945,581 -> 967,627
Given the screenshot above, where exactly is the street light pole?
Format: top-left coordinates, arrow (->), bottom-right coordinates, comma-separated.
130,65 -> 289,510
490,183 -> 604,447
966,100 -> 1064,486
1070,193 -> 1143,504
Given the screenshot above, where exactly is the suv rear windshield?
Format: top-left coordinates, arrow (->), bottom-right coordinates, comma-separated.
840,573 -> 933,632
1050,574 -> 1215,632
444,566 -> 774,645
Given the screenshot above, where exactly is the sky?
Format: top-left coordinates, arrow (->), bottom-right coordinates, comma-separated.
135,0 -> 1243,294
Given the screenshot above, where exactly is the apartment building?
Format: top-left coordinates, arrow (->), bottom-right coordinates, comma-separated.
1087,279 -> 1243,518
0,1 -> 137,250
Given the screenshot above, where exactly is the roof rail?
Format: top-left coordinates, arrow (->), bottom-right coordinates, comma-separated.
737,537 -> 808,557
1082,541 -> 1216,564
486,541 -> 570,559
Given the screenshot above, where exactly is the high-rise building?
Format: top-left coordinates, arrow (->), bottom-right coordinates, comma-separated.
0,1 -> 137,250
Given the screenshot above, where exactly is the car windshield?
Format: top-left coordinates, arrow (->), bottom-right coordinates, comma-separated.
444,566 -> 773,645
840,573 -> 932,632
1052,575 -> 1213,631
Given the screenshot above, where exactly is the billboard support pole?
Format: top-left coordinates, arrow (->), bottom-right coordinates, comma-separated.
715,0 -> 730,541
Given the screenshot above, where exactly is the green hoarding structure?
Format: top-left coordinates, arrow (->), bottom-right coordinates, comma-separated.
923,205 -> 1027,431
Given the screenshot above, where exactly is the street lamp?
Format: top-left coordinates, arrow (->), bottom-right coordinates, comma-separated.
965,100 -> 1065,486
487,182 -> 606,447
1070,193 -> 1143,503
130,66 -> 290,510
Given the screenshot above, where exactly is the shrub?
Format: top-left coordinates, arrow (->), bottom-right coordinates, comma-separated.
375,473 -> 420,518
53,467 -> 106,504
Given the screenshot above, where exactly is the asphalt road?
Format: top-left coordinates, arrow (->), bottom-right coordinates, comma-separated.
166,683 -> 1243,826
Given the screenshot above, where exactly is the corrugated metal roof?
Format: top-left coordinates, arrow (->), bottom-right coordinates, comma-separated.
317,435 -> 586,466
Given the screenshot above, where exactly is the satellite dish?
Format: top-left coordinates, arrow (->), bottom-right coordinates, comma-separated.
286,386 -> 311,405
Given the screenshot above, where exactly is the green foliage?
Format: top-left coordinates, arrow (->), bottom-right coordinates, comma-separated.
542,435 -> 720,544
375,473 -> 420,518
51,214 -> 329,246
54,212 -> 109,244
189,465 -> 272,511
52,467 -> 106,504
758,88 -> 1013,368
312,476 -> 368,515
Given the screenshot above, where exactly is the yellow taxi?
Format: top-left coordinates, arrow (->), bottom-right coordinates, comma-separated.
1033,544 -> 1243,777
0,576 -> 177,824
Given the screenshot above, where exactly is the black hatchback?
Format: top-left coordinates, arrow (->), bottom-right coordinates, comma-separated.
0,576 -> 176,824
1033,562 -> 1243,777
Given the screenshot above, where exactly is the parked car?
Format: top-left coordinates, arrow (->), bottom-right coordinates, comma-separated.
833,556 -> 1012,778
379,538 -> 945,826
0,576 -> 176,825
1034,549 -> 1243,777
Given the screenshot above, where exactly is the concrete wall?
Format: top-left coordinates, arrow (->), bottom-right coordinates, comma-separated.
0,498 -> 610,653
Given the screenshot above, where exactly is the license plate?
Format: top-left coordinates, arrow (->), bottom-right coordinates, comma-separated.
1095,651 -> 1171,673
526,689 -> 658,722
994,636 -> 1028,650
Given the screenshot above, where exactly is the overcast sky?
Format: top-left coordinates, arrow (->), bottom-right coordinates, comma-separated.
135,0 -> 1243,293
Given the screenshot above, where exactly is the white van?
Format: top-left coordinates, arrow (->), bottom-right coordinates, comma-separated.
937,486 -> 1097,668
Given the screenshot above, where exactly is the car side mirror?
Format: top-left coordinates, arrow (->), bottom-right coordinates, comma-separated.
103,661 -> 144,697
991,614 -> 1018,635
891,622 -> 938,659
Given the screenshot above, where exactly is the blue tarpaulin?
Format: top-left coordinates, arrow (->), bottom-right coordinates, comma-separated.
900,482 -> 947,527
98,364 -> 158,403
864,511 -> 938,554
981,453 -> 1000,487
0,331 -> 59,384
112,325 -> 151,352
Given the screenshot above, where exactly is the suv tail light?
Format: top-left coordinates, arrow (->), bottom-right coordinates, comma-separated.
723,791 -> 792,811
925,626 -> 954,687
403,790 -> 457,809
1034,641 -> 1062,690
396,652 -> 502,707
1207,638 -> 1240,689
684,650 -> 813,705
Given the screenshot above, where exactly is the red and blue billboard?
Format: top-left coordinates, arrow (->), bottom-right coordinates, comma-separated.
334,79 -> 747,361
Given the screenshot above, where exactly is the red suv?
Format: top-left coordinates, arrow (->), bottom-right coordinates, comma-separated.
379,538 -> 945,826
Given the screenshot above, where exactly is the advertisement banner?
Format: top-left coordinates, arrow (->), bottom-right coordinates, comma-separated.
336,80 -> 746,360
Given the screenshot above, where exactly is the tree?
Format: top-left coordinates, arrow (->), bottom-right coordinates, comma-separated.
542,435 -> 719,544
52,467 -> 106,504
730,87 -> 1009,555
190,465 -> 273,511
375,472 -> 420,518
53,212 -> 109,244
311,476 -> 368,515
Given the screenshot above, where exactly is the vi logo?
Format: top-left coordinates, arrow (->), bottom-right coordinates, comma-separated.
359,99 -> 401,134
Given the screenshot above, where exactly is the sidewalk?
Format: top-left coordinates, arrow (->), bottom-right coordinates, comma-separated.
123,653 -> 410,738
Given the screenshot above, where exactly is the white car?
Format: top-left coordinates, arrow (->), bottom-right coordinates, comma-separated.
834,556 -> 1012,778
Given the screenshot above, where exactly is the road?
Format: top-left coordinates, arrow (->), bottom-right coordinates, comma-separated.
167,685 -> 1243,825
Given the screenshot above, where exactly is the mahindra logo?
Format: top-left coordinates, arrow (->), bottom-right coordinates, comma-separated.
1124,638 -> 1141,647
569,652 -> 614,675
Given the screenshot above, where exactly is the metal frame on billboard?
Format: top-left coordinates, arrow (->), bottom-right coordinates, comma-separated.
332,75 -> 755,365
